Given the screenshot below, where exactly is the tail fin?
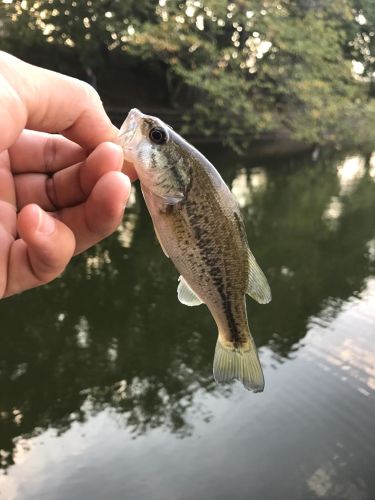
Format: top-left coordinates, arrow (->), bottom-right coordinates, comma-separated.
213,339 -> 264,393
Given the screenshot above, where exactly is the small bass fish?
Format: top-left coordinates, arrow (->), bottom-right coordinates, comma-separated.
119,109 -> 271,392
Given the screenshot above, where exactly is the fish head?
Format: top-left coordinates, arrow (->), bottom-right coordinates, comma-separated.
119,108 -> 191,203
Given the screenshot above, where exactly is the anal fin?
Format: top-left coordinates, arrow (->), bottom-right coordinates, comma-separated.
177,276 -> 204,306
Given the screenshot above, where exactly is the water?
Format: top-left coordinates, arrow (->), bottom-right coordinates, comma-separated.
0,150 -> 374,500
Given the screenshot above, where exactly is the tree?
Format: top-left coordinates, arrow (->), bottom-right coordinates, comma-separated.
1,0 -> 374,151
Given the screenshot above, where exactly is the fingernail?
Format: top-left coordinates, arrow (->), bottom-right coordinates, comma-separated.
36,207 -> 55,235
112,143 -> 124,168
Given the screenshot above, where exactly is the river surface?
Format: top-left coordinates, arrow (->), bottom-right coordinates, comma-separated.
0,149 -> 374,500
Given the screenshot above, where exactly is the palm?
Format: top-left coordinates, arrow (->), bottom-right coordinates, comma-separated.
0,131 -> 129,298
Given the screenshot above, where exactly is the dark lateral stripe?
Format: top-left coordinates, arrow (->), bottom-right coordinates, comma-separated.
185,197 -> 243,345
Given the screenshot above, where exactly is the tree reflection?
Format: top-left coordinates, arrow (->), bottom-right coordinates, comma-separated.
0,151 -> 374,469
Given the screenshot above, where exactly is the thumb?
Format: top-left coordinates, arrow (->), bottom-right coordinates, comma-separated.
4,204 -> 75,296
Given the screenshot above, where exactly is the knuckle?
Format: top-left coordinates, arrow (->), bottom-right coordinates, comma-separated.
43,136 -> 58,173
0,75 -> 28,149
0,51 -> 7,66
0,51 -> 14,67
45,176 -> 59,209
78,80 -> 101,105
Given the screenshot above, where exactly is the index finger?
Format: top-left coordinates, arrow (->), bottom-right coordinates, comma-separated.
0,51 -> 117,152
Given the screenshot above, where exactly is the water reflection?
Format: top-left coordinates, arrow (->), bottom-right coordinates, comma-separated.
1,280 -> 374,500
370,154 -> 375,180
337,155 -> 366,195
322,196 -> 343,230
231,167 -> 267,208
304,280 -> 375,395
0,150 -> 374,478
307,461 -> 368,500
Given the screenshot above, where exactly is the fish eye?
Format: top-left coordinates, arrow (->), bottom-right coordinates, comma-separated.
149,127 -> 167,145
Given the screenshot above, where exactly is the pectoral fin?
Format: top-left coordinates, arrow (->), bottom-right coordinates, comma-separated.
141,186 -> 171,257
153,224 -> 169,258
141,185 -> 185,216
246,250 -> 271,304
162,193 -> 186,205
177,276 -> 204,306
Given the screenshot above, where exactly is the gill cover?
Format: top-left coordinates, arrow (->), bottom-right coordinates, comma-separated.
120,109 -> 192,205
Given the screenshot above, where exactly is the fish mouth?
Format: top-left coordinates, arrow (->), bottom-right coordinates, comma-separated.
118,108 -> 144,147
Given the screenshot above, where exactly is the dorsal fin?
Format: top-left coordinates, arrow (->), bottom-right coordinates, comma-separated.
246,249 -> 271,304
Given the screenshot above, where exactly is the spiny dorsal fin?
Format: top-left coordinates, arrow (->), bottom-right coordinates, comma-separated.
246,249 -> 271,304
177,276 -> 204,306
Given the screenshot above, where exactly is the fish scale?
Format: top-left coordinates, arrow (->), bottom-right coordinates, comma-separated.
178,164 -> 248,341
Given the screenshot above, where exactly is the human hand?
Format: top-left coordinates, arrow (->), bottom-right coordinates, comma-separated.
0,51 -> 133,298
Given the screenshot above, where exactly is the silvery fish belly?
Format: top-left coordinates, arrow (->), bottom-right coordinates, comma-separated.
118,108 -> 271,392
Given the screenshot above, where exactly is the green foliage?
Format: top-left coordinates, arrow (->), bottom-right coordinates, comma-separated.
349,0 -> 375,83
0,0 -> 155,80
1,0 -> 374,152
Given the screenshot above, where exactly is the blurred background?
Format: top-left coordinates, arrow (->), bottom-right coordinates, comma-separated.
0,2 -> 375,500
2,0 -> 375,152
